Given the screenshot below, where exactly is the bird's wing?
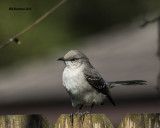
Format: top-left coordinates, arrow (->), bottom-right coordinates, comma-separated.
84,68 -> 116,106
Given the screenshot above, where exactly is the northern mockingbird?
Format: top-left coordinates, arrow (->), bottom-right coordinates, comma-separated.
57,50 -> 146,112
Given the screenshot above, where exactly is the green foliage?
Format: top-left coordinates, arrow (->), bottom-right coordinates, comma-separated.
0,0 -> 160,68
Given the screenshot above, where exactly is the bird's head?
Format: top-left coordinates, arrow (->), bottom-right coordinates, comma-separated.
57,50 -> 89,68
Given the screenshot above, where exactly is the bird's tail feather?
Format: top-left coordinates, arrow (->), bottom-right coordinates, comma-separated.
108,80 -> 147,88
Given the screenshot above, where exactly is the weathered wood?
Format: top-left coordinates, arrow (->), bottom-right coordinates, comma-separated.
54,114 -> 114,128
0,115 -> 51,128
1,113 -> 160,128
157,19 -> 160,93
54,114 -> 72,128
118,113 -> 160,128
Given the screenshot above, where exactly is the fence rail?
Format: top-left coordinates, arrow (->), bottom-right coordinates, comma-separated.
0,113 -> 159,128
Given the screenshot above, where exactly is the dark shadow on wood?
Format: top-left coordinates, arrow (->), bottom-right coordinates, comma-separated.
0,115 -> 50,128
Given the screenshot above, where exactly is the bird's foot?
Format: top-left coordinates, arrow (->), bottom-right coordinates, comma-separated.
74,111 -> 82,115
83,111 -> 90,115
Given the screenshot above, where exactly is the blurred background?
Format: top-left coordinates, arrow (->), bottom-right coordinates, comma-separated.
0,0 -> 160,127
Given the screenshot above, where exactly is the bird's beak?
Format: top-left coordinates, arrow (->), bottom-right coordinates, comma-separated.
57,57 -> 65,61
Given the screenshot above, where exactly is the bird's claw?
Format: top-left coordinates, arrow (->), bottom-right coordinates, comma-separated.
83,111 -> 90,115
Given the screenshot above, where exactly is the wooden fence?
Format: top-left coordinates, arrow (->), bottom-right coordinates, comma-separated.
0,113 -> 159,128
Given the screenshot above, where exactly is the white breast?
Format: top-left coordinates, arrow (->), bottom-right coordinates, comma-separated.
62,66 -> 106,106
63,65 -> 89,93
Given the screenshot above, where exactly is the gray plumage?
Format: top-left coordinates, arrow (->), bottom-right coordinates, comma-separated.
57,50 -> 146,111
83,67 -> 116,106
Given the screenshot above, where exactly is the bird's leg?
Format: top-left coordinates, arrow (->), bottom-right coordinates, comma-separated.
75,104 -> 84,115
82,102 -> 94,116
90,102 -> 94,113
79,104 -> 84,110
78,104 -> 84,113
69,113 -> 73,126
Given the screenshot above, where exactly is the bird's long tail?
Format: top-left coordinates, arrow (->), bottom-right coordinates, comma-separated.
108,80 -> 147,89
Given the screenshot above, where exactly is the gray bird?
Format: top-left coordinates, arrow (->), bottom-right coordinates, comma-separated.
57,50 -> 146,112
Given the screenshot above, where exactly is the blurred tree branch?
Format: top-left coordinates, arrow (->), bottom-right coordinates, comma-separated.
0,0 -> 67,49
141,14 -> 160,93
140,15 -> 160,27
140,15 -> 160,56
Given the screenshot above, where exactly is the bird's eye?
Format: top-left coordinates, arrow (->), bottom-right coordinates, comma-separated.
71,58 -> 78,61
71,58 -> 76,61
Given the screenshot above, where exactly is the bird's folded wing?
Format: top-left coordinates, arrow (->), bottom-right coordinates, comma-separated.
84,68 -> 116,106
84,68 -> 107,94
